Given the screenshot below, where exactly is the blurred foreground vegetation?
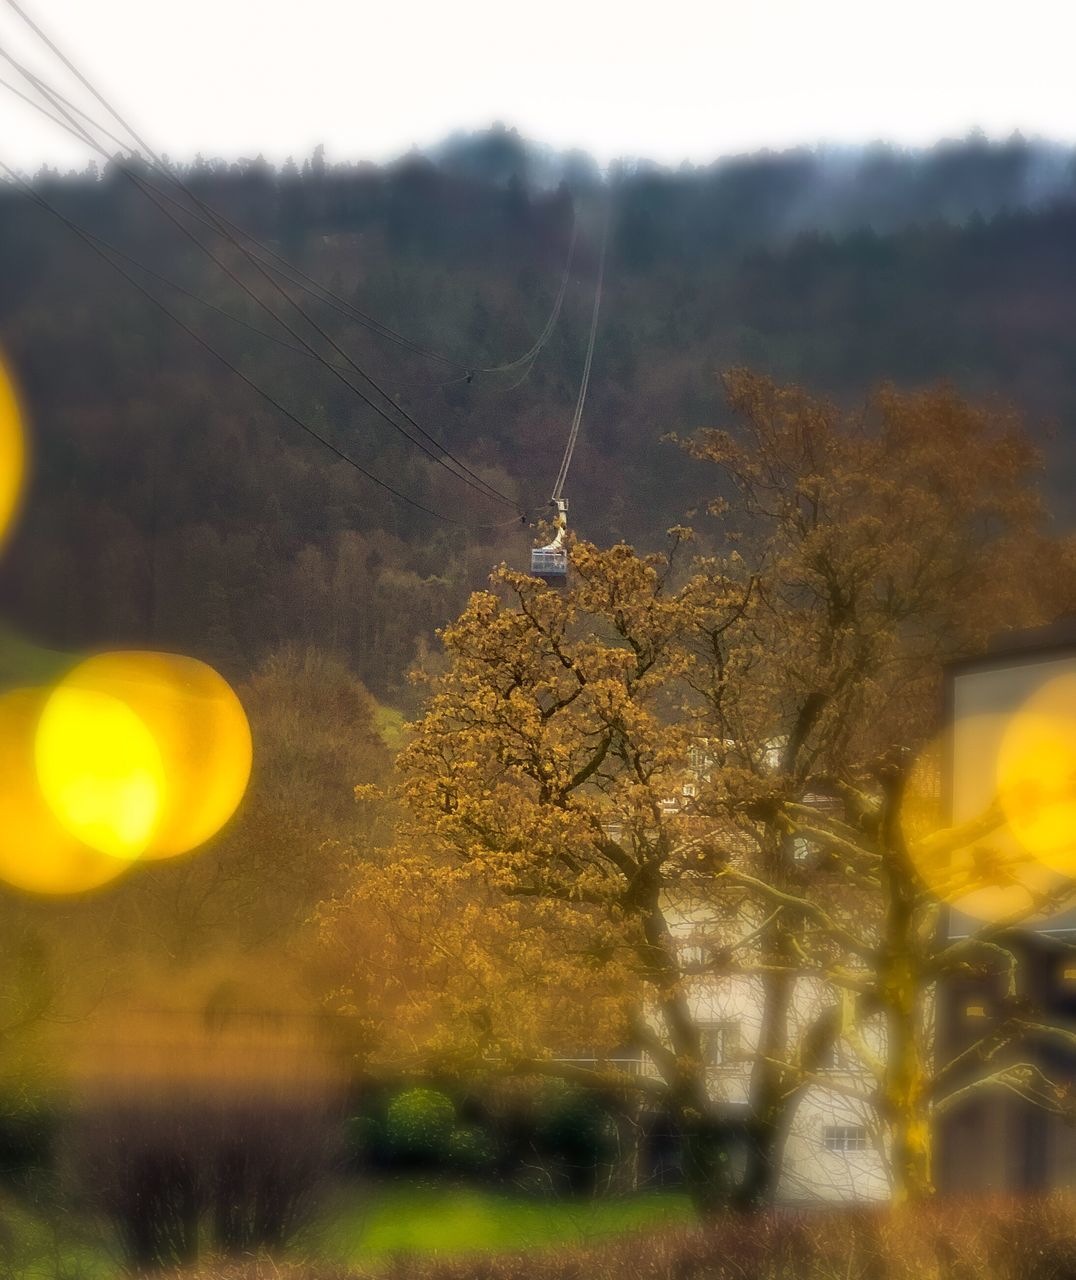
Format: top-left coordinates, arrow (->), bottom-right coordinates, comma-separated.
0,1176 -> 691,1277
177,1196 -> 1076,1280
11,1170 -> 1076,1278
317,1180 -> 692,1262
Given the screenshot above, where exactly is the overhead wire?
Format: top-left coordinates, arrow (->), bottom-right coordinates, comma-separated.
471,217 -> 578,377
1,0 -> 576,384
0,55 -> 522,513
0,48 -> 524,514
0,157 -> 526,530
0,0 -> 606,528
165,177 -> 577,381
551,203 -> 610,502
73,221 -> 342,365
0,77 -> 326,363
0,66 -> 475,381
0,0 -> 462,371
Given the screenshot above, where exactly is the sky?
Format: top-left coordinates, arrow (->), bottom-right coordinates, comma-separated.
2,0 -> 1075,173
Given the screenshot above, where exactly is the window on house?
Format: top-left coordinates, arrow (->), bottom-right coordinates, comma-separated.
791,837 -> 811,862
682,782 -> 696,799
681,943 -> 707,969
700,1021 -> 738,1067
823,1125 -> 868,1153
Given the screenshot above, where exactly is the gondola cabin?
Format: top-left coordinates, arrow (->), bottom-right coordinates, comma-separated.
530,498 -> 569,585
531,545 -> 568,581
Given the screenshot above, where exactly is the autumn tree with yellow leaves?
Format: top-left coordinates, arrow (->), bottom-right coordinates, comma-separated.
320,371 -> 1076,1212
676,372 -> 1076,1206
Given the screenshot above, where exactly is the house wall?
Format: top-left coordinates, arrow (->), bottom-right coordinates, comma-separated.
646,901 -> 893,1204
689,973 -> 889,1204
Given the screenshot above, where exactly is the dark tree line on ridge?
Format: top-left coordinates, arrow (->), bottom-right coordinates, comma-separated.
2,128 -> 1076,699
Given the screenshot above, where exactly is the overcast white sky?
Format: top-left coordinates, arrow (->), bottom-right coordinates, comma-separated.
2,0 -> 1075,173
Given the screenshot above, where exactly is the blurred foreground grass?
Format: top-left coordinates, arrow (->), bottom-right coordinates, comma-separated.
189,1194 -> 1076,1280
13,1184 -> 1076,1279
317,1180 -> 694,1261
0,1179 -> 691,1277
0,1189 -> 118,1280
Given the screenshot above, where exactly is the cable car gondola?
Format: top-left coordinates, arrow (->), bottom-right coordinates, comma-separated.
530,497 -> 568,584
526,202 -> 609,588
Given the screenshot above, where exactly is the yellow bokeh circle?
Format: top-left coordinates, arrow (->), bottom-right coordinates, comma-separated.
0,357 -> 26,552
35,686 -> 165,860
48,651 -> 252,859
998,675 -> 1076,878
0,689 -> 132,895
903,718 -> 1066,924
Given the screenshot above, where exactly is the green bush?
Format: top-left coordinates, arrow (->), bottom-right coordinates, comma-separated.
534,1083 -> 617,1185
384,1089 -> 457,1166
447,1124 -> 496,1176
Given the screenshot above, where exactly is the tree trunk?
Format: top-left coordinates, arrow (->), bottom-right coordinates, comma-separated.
734,916 -> 796,1210
679,1107 -> 732,1216
884,953 -> 934,1203
880,775 -> 934,1204
637,886 -> 736,1215
732,1113 -> 783,1210
608,1102 -> 643,1194
889,1103 -> 933,1204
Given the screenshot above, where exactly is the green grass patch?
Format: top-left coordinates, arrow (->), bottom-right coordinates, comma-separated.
318,1179 -> 694,1262
0,1190 -> 119,1279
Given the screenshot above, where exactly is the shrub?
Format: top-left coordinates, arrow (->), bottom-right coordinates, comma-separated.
384,1088 -> 457,1167
533,1083 -> 618,1194
67,1097 -> 341,1271
447,1124 -> 496,1176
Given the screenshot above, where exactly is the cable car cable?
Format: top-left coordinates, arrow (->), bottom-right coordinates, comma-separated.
0,57 -> 523,513
552,203 -> 609,501
528,203 -> 611,582
0,59 -> 520,513
0,78 -> 334,364
0,158 -> 527,530
1,0 -> 576,383
145,171 -> 577,380
67,219 -> 348,364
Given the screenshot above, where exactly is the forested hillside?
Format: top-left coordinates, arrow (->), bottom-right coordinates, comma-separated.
3,128 -> 1076,699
